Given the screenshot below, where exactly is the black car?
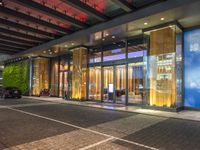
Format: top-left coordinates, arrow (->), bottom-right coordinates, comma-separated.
0,87 -> 22,99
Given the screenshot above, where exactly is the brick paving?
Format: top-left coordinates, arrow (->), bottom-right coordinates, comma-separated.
0,98 -> 200,150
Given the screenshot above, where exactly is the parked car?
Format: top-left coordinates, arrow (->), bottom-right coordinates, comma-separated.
0,87 -> 22,99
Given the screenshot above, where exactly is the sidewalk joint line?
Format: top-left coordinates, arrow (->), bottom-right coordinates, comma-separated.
79,137 -> 115,150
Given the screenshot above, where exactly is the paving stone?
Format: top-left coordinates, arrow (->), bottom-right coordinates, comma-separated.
5,129 -> 107,150
89,114 -> 167,137
121,118 -> 200,150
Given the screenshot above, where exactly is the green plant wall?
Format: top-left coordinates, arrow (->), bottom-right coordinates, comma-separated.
3,61 -> 29,95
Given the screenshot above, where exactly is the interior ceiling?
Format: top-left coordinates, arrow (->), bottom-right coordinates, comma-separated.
0,0 -> 165,55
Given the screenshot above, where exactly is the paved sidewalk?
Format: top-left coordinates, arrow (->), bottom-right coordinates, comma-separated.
23,96 -> 200,122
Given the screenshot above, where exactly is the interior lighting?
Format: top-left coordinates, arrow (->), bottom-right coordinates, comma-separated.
144,22 -> 148,25
112,36 -> 115,39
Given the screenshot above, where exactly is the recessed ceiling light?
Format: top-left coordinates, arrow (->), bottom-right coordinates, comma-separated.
112,36 -> 115,39
161,17 -> 165,21
144,22 -> 148,25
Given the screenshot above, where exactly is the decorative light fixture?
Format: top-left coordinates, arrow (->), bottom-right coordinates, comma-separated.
71,43 -> 74,46
105,33 -> 109,36
112,36 -> 115,39
102,38 -> 105,41
161,17 -> 165,21
64,44 -> 68,47
48,49 -> 51,51
43,51 -> 46,53
144,22 -> 148,25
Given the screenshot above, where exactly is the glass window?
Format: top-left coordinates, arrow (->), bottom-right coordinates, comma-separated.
128,44 -> 147,58
89,51 -> 101,63
103,43 -> 126,62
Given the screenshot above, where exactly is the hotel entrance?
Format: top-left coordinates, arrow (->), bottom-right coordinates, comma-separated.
103,65 -> 126,104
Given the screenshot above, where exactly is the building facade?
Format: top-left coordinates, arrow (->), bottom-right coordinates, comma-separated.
23,22 -> 195,111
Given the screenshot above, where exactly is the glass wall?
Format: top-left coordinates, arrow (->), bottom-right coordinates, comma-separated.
145,25 -> 183,108
89,67 -> 101,100
32,57 -> 49,96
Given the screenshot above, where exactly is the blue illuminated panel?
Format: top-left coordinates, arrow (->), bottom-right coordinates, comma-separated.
184,28 -> 200,107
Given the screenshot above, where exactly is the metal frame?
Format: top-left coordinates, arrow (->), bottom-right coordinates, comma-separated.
0,40 -> 30,49
0,6 -> 72,34
111,0 -> 134,12
62,0 -> 108,21
0,34 -> 38,46
0,18 -> 57,39
0,27 -> 47,42
13,0 -> 88,28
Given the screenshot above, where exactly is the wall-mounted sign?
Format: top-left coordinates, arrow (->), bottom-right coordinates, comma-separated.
108,84 -> 114,93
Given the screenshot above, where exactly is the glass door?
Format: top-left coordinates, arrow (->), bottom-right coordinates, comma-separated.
128,63 -> 144,104
89,67 -> 101,100
115,65 -> 126,103
103,66 -> 114,102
